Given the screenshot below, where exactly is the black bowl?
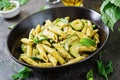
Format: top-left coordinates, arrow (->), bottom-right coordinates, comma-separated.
7,7 -> 109,73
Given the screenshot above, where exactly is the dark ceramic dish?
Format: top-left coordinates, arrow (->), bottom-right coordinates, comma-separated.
7,7 -> 109,72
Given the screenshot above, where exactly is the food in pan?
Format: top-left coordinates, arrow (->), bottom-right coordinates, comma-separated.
19,17 -> 100,67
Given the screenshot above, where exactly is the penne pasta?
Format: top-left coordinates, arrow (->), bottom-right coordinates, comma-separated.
48,54 -> 57,66
42,29 -> 58,42
42,44 -> 66,64
21,38 -> 34,45
53,43 -> 72,59
20,17 -> 100,67
66,56 -> 85,65
36,43 -> 48,62
26,45 -> 33,57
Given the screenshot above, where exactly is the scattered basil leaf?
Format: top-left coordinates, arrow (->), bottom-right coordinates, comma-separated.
110,0 -> 120,8
118,27 -> 120,32
8,24 -> 16,29
105,61 -> 113,75
79,38 -> 96,47
12,67 -> 32,80
18,0 -> 29,6
100,0 -> 120,31
97,51 -> 113,80
97,60 -> 108,80
86,69 -> 94,80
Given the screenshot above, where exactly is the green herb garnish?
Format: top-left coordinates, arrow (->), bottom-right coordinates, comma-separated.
54,18 -> 68,24
8,24 -> 16,29
100,0 -> 120,31
31,56 -> 42,61
79,38 -> 96,47
33,37 -> 49,44
92,25 -> 97,29
86,69 -> 94,80
97,51 -> 113,80
12,67 -> 32,80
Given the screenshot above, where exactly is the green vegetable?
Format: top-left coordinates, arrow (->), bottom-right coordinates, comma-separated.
92,25 -> 97,29
97,51 -> 113,80
18,0 -> 29,6
70,19 -> 84,31
54,18 -> 68,24
31,56 -> 42,61
8,24 -> 16,29
70,40 -> 81,57
33,37 -> 49,44
100,0 -> 120,31
79,38 -> 96,47
86,69 -> 94,80
12,67 -> 32,80
64,35 -> 79,51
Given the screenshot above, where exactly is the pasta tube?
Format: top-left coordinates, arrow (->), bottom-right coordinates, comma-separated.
66,56 -> 85,65
42,44 -> 66,64
21,38 -> 34,45
36,43 -> 48,62
53,43 -> 72,59
26,45 -> 33,57
48,54 -> 57,66
42,29 -> 58,42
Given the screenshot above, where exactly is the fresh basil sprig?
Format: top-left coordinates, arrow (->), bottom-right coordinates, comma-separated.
86,69 -> 94,80
12,67 -> 32,80
79,38 -> 96,47
97,51 -> 113,80
100,0 -> 120,31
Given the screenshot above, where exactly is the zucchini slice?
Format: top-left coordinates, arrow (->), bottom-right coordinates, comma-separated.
70,41 -> 81,58
64,35 -> 79,51
70,19 -> 84,31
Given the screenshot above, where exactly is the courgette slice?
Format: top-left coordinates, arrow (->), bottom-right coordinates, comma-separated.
64,35 -> 79,51
70,41 -> 81,58
21,44 -> 27,53
70,19 -> 84,31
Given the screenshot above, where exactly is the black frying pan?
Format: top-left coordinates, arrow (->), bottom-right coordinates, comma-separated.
7,6 -> 109,73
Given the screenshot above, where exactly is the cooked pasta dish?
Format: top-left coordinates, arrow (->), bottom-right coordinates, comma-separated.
19,17 -> 100,67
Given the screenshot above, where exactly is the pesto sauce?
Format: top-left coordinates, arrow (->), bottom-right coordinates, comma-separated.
1,3 -> 16,11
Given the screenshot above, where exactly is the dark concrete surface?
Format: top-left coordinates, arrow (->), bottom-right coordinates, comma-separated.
0,0 -> 120,80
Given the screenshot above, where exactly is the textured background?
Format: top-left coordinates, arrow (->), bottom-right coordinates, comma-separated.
0,0 -> 120,80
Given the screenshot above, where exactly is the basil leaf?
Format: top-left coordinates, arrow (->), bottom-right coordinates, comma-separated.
8,24 -> 16,29
12,67 -> 32,80
110,0 -> 120,8
105,61 -> 113,75
86,69 -> 94,80
31,56 -> 42,61
33,37 -> 49,44
54,18 -> 68,24
100,0 -> 120,31
79,38 -> 96,47
97,60 -> 108,80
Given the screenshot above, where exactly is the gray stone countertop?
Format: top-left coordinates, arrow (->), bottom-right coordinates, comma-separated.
0,0 -> 120,80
